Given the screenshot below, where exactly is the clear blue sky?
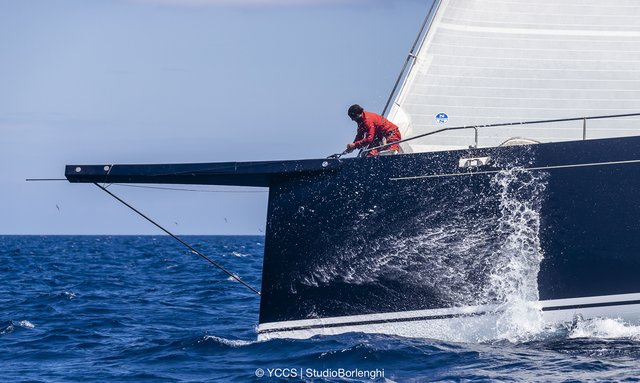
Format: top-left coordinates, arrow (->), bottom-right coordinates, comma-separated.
1,0 -> 430,235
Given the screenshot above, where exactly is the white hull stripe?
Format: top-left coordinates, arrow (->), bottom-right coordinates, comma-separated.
258,298 -> 640,335
259,311 -> 491,335
542,298 -> 640,312
389,158 -> 640,181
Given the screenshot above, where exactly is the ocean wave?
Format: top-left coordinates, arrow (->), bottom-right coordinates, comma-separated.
5,235 -> 640,381
0,320 -> 35,335
0,322 -> 14,335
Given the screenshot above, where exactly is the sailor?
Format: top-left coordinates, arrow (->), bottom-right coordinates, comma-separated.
345,104 -> 402,156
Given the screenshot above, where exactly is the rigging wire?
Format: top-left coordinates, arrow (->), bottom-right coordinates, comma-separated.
110,183 -> 268,193
24,179 -> 266,194
25,178 -> 67,181
93,182 -> 261,296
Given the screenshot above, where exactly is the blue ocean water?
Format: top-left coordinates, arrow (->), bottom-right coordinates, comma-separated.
2,235 -> 640,382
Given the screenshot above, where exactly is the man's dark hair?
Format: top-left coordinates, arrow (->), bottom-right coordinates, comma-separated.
348,104 -> 364,117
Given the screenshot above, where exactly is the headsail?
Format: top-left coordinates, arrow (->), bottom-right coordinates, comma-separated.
387,0 -> 640,153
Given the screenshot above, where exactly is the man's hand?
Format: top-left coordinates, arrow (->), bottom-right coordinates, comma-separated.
346,143 -> 356,153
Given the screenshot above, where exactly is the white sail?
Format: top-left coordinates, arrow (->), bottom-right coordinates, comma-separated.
387,0 -> 640,153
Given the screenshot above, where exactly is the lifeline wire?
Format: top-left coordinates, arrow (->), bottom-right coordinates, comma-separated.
94,183 -> 261,296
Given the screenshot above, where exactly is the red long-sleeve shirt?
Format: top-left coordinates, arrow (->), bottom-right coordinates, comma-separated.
352,111 -> 401,155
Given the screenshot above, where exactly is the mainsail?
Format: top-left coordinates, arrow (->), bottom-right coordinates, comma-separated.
387,0 -> 640,153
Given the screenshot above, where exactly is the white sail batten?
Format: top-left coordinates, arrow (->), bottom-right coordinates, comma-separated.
388,0 -> 640,153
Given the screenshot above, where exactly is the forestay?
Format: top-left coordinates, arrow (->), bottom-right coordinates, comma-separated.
387,0 -> 640,153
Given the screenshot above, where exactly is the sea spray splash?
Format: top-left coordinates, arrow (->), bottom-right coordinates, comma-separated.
297,156 -> 551,342
300,177 -> 499,305
484,166 -> 548,342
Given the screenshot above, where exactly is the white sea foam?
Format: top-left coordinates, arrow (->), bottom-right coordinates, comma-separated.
202,335 -> 255,347
16,320 -> 35,329
63,291 -> 76,299
569,317 -> 640,340
231,251 -> 248,257
227,274 -> 245,282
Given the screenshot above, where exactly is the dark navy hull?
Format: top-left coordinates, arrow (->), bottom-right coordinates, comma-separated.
259,136 -> 640,328
65,136 -> 640,340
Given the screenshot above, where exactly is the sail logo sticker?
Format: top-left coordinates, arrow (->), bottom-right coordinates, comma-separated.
435,113 -> 448,124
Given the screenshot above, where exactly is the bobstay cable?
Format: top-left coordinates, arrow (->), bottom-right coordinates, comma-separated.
93,183 -> 261,296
